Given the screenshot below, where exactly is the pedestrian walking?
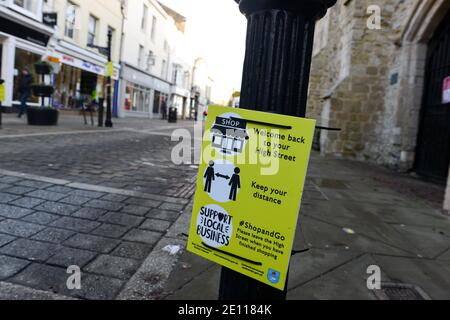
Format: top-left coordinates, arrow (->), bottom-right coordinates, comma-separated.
18,67 -> 33,118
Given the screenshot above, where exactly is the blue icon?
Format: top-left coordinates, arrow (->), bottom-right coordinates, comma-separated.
267,269 -> 281,284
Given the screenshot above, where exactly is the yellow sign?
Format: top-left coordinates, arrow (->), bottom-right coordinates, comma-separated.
0,83 -> 5,102
47,56 -> 60,64
187,105 -> 316,290
106,62 -> 114,77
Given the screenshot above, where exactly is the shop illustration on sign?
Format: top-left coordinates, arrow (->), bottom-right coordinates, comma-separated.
187,105 -> 316,291
211,115 -> 249,154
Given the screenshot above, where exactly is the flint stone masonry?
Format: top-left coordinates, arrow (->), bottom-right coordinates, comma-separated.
308,0 -> 450,210
309,0 -> 416,165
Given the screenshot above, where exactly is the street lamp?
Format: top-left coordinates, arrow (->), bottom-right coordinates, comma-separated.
218,0 -> 337,300
190,57 -> 203,120
88,30 -> 113,128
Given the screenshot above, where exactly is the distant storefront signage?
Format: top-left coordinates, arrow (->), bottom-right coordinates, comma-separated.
0,16 -> 50,47
59,54 -> 119,80
43,13 -> 58,27
443,76 -> 450,104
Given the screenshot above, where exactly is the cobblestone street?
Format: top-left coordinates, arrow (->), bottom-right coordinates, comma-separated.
0,114 -> 198,299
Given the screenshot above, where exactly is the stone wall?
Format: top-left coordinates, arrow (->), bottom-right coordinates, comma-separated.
308,0 -> 419,164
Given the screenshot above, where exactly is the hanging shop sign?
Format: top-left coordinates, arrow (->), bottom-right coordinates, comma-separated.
187,105 -> 316,291
43,13 -> 58,27
443,76 -> 450,104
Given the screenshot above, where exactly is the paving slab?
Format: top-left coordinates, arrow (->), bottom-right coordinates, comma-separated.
35,202 -> 79,216
92,223 -> 131,239
0,281 -> 75,300
0,220 -> 46,238
31,228 -> 75,244
8,197 -> 46,209
0,255 -> 30,280
47,247 -> 97,268
0,239 -> 60,262
85,255 -> 141,280
63,234 -> 120,254
112,242 -> 154,260
123,229 -> 163,245
0,204 -> 33,219
50,217 -> 101,233
98,212 -> 144,227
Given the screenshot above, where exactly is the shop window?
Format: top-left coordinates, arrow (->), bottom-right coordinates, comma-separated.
141,4 -> 148,31
13,48 -> 40,104
65,2 -> 77,39
151,16 -> 157,41
125,82 -> 151,113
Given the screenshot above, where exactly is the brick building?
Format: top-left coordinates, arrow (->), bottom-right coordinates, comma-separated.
308,0 -> 450,211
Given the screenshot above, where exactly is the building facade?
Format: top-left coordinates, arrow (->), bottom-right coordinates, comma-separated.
118,0 -> 192,119
308,0 -> 450,211
0,0 -> 55,108
43,0 -> 123,113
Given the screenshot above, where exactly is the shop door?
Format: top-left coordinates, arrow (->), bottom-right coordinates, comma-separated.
415,10 -> 450,183
153,91 -> 161,114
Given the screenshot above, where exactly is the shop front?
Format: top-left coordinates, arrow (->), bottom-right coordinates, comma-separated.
50,52 -> 120,112
171,86 -> 190,119
0,13 -> 53,108
119,63 -> 171,119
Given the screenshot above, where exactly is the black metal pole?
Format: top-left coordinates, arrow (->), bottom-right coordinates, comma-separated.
219,0 -> 336,301
98,97 -> 104,127
105,30 -> 113,128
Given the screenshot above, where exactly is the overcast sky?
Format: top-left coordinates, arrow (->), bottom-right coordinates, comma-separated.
158,0 -> 247,103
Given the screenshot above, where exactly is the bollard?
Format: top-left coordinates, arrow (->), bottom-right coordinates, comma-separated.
98,98 -> 104,127
218,0 -> 337,300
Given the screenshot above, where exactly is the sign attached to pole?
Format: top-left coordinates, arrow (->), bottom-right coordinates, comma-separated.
105,62 -> 114,77
0,82 -> 5,102
187,105 -> 316,291
443,76 -> 450,104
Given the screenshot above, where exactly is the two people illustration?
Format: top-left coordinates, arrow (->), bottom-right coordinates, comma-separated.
204,161 -> 241,201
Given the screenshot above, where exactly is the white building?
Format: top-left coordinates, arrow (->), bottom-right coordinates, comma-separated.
42,0 -> 123,112
118,0 -> 198,120
0,0 -> 55,108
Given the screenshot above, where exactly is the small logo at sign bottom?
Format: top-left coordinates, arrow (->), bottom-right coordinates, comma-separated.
267,269 -> 281,284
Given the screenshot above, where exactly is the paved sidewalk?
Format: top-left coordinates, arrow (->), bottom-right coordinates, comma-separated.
0,170 -> 191,299
160,153 -> 450,300
0,114 -> 199,299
